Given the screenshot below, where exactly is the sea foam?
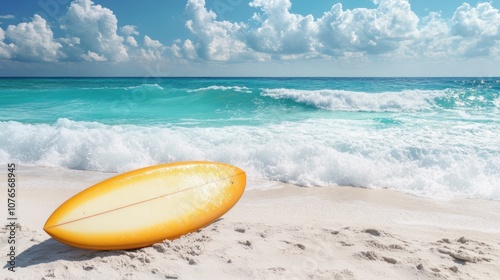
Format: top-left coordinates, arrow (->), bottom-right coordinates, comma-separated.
188,85 -> 252,93
1,118 -> 498,200
260,88 -> 444,112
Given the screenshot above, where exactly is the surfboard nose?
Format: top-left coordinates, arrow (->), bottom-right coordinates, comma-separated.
232,167 -> 246,193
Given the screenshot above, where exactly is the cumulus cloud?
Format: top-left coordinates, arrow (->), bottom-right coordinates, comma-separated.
247,0 -> 317,56
0,28 -> 12,59
452,3 -> 500,37
411,12 -> 451,58
121,25 -> 139,36
126,36 -> 138,47
2,0 -> 500,67
404,2 -> 500,58
182,39 -> 197,60
144,36 -> 163,49
183,0 -> 500,62
316,0 -> 419,56
122,25 -> 139,47
184,0 -> 423,60
184,0 -> 252,61
81,50 -> 107,62
171,43 -> 182,58
61,0 -> 128,62
5,15 -> 63,62
139,35 -> 166,61
450,2 -> 500,56
0,0 -> 168,64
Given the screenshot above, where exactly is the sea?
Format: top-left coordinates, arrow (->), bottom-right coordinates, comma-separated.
0,77 -> 499,200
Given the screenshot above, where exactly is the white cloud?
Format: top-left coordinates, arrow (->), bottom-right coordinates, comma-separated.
452,3 -> 500,37
182,39 -> 197,60
138,49 -> 160,61
184,0 -> 251,61
61,0 -> 128,62
182,0 -> 500,62
122,25 -> 158,54
0,15 -> 15,20
247,0 -> 317,56
81,50 -> 107,62
144,35 -> 163,49
410,12 -> 451,58
2,0 -> 500,71
5,15 -> 63,62
0,0 -> 168,64
171,43 -> 182,58
450,2 -> 500,56
126,36 -> 138,47
0,28 -> 12,59
121,25 -> 139,36
59,36 -> 80,47
184,0 -> 422,61
315,0 -> 419,56
137,35 -> 167,61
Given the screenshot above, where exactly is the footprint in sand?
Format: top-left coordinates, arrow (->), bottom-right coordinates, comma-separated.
435,236 -> 494,264
235,227 -> 246,233
356,251 -> 398,264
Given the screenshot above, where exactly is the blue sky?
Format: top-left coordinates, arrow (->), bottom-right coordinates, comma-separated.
1,0 -> 500,76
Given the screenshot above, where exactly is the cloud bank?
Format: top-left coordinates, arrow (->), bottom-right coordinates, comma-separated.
0,0 -> 168,64
1,15 -> 62,62
1,0 -> 500,67
61,0 -> 129,62
178,0 -> 500,62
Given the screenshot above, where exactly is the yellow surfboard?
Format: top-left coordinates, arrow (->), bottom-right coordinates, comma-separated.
44,161 -> 246,250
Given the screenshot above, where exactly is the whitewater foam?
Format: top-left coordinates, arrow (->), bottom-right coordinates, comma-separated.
125,83 -> 164,91
188,85 -> 252,93
260,88 -> 444,112
1,118 -> 498,201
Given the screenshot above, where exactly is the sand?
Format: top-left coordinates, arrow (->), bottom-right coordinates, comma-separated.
1,166 -> 500,279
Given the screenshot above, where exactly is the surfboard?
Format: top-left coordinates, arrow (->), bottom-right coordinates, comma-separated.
43,161 -> 246,250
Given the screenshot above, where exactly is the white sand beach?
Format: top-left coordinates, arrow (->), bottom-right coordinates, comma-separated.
2,166 -> 500,279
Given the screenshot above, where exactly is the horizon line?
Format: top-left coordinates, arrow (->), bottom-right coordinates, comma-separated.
1,76 -> 499,79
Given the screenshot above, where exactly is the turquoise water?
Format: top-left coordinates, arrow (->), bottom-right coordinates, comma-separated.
1,77 -> 499,199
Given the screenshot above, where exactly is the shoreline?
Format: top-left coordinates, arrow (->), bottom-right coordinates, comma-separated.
2,165 -> 499,279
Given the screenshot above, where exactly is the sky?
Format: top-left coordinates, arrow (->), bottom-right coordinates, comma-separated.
1,0 -> 500,77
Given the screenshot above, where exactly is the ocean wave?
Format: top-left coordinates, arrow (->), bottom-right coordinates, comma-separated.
1,118 -> 499,200
494,97 -> 500,110
125,83 -> 164,91
260,88 -> 445,112
188,86 -> 252,93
